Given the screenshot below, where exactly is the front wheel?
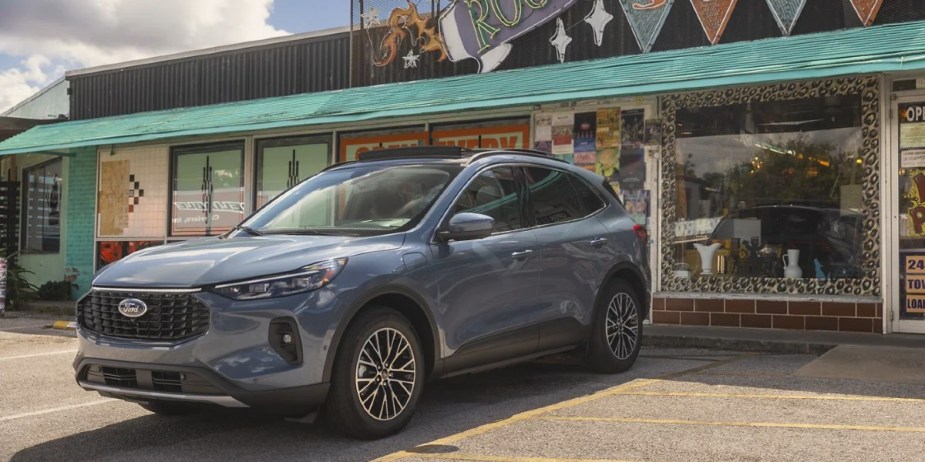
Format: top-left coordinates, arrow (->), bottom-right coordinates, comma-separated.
325,307 -> 424,439
586,280 -> 643,373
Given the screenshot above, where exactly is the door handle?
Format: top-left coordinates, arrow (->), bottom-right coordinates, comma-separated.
590,237 -> 608,247
511,249 -> 534,260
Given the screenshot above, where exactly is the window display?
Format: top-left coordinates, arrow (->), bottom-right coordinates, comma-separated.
661,78 -> 880,296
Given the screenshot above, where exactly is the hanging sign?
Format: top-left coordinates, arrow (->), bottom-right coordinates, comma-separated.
440,0 -> 578,73
431,124 -> 530,149
689,0 -> 738,45
850,0 -> 883,27
339,131 -> 428,162
620,0 -> 674,53
765,0 -> 807,36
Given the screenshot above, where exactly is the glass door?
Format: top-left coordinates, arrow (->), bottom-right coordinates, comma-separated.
891,96 -> 925,333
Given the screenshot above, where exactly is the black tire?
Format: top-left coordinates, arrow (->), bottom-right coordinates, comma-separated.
586,280 -> 643,373
138,400 -> 193,415
325,306 -> 425,439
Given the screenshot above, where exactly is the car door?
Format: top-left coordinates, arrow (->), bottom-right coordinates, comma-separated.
430,166 -> 541,372
523,166 -> 614,350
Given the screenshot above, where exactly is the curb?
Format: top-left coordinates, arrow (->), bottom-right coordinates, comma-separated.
642,334 -> 836,356
49,320 -> 77,331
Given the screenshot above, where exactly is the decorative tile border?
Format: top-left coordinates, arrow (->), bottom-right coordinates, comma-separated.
660,76 -> 881,296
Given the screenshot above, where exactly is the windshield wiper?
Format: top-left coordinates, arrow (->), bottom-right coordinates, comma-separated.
232,224 -> 264,236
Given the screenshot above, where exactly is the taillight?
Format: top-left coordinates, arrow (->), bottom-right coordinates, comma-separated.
633,224 -> 648,243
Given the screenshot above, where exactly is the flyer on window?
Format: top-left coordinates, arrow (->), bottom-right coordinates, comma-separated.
551,112 -> 575,155
533,113 -> 553,153
574,112 -> 597,169
596,108 -> 620,148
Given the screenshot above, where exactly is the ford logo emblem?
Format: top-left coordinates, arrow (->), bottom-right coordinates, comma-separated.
117,298 -> 148,318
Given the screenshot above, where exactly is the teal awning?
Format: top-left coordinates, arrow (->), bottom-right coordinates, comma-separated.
3,21 -> 925,156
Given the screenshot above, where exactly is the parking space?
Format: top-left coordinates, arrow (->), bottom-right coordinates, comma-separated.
3,328 -> 925,461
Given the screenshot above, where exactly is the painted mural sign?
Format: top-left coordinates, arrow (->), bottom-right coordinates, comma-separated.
440,0 -> 578,72
850,0 -> 883,27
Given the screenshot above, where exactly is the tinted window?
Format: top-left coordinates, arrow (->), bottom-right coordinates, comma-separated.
453,167 -> 523,232
524,167 -> 584,225
569,176 -> 606,215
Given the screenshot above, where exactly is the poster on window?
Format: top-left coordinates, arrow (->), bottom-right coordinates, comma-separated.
551,112 -> 574,155
902,253 -> 925,315
97,240 -> 162,268
574,112 -> 597,170
533,113 -> 553,154
623,189 -> 650,225
595,108 -> 621,148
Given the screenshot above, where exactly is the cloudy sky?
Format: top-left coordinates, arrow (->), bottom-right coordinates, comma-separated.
0,0 -> 349,114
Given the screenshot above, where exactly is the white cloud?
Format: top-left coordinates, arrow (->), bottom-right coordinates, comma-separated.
0,0 -> 289,113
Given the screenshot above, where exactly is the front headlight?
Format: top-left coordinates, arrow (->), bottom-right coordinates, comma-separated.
212,258 -> 347,300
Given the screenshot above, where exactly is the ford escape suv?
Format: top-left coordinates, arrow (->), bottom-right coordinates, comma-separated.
75,147 -> 650,439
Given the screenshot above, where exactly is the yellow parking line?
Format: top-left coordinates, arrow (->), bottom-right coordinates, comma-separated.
404,453 -> 632,462
535,416 -> 925,433
617,391 -> 925,402
375,354 -> 754,462
375,378 -> 658,462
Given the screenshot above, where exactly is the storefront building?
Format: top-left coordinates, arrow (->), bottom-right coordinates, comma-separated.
1,2 -> 925,335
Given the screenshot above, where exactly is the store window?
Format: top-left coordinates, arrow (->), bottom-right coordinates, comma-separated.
22,159 -> 62,252
170,142 -> 244,236
662,78 -> 880,296
256,136 -> 330,208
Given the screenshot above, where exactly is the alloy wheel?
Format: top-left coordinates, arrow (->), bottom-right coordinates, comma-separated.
605,292 -> 639,360
355,327 -> 416,421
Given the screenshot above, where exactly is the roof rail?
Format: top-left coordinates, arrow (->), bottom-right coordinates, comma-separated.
345,145 -> 569,165
356,146 -> 476,161
469,148 -> 568,164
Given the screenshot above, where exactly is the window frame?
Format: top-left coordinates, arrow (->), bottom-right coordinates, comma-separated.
254,134 -> 333,210
168,141 -> 245,237
440,164 -> 530,238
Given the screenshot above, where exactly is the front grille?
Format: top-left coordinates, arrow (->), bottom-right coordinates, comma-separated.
77,290 -> 210,341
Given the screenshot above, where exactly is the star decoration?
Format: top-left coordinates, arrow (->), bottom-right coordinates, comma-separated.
585,0 -> 613,46
360,7 -> 381,27
549,18 -> 572,63
403,50 -> 420,69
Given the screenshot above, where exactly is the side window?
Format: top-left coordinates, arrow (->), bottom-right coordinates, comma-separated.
569,175 -> 606,215
452,167 -> 523,232
524,167 -> 584,225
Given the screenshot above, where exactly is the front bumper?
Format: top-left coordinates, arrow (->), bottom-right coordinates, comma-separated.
74,288 -> 342,414
75,357 -> 328,414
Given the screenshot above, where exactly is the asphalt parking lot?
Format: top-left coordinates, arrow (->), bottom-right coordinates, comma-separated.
2,317 -> 925,462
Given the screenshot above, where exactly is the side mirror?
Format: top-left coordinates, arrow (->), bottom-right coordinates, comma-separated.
438,213 -> 495,242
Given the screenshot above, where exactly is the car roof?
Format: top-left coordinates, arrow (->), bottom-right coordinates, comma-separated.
323,146 -> 571,173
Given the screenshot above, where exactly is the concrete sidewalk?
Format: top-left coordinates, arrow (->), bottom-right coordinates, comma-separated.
645,324 -> 925,355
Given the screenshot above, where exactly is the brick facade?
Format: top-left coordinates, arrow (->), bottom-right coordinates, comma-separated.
65,148 -> 98,298
652,296 -> 883,333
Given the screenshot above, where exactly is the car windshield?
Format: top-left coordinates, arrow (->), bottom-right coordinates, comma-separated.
243,163 -> 462,236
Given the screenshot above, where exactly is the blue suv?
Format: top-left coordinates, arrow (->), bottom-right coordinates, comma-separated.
75,147 -> 650,439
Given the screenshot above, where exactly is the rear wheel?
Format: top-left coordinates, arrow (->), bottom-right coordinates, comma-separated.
325,306 -> 424,439
586,280 -> 642,373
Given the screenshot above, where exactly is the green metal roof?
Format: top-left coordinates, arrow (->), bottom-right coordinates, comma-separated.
3,21 -> 925,156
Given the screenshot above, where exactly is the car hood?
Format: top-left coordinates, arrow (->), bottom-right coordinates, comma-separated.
92,233 -> 405,288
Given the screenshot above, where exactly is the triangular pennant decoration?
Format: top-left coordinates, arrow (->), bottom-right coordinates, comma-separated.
619,0 -> 675,53
689,0 -> 738,45
765,0 -> 807,36
850,0 -> 883,27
